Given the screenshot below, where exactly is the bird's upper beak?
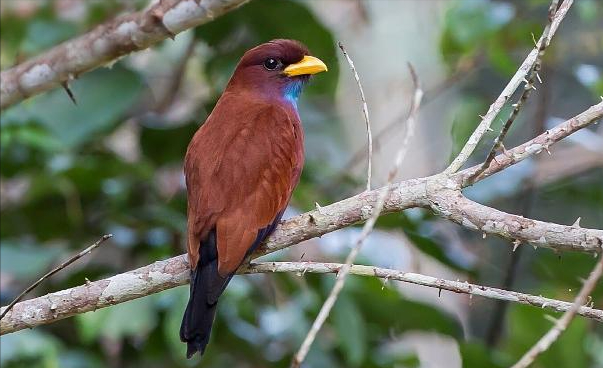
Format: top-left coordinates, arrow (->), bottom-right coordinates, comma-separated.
284,55 -> 328,77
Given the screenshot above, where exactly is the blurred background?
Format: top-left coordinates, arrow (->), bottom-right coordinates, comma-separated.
1,0 -> 602,367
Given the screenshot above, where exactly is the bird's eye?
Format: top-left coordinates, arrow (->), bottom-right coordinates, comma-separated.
263,58 -> 280,70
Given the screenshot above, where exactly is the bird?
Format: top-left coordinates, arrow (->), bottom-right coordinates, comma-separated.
179,39 -> 327,358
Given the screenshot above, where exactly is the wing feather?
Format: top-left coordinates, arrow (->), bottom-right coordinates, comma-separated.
185,93 -> 303,275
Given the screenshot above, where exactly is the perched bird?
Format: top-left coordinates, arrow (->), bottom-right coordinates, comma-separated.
180,39 -> 327,358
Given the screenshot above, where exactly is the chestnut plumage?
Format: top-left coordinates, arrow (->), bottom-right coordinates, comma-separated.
180,39 -> 327,358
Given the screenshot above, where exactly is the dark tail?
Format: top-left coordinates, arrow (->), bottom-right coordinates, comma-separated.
180,230 -> 232,359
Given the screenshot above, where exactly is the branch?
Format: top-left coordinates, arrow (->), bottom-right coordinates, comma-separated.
3,259 -> 602,335
242,262 -> 603,322
338,42 -> 373,191
511,256 -> 603,368
1,102 -> 601,335
0,0 -> 249,110
0,234 -> 112,320
455,101 -> 603,186
466,0 -> 559,184
444,0 -> 573,174
291,64 -> 423,368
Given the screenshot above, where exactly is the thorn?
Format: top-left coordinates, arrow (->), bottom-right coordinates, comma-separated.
478,114 -> 486,120
61,81 -> 77,105
531,84 -> 537,91
512,239 -> 521,252
300,252 -> 306,261
531,32 -> 538,47
438,288 -> 442,297
572,217 -> 581,228
381,276 -> 390,290
315,202 -> 324,215
482,232 -> 487,239
536,72 -> 543,84
486,127 -> 494,132
85,277 -> 91,286
512,103 -> 519,108
544,146 -> 551,155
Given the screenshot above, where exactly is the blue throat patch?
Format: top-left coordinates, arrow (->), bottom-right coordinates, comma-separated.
283,80 -> 304,108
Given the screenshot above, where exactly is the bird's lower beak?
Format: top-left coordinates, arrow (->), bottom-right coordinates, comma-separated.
284,55 -> 328,77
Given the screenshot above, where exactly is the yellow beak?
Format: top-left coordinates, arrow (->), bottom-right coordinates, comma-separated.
284,55 -> 328,77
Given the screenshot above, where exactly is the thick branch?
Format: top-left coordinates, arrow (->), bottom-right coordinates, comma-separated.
1,104 -> 601,334
2,259 -> 602,335
0,0 -> 248,110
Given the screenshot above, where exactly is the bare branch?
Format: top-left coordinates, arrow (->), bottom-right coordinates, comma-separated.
242,262 -> 603,322
1,103 -> 601,335
291,67 -> 423,368
466,0 -> 560,184
444,0 -> 574,174
456,101 -> 603,186
338,41 -> 373,191
511,256 -> 603,368
0,234 -> 112,320
0,0 -> 249,110
3,259 -> 601,335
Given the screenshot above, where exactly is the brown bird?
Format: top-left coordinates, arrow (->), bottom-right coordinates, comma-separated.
180,39 -> 327,358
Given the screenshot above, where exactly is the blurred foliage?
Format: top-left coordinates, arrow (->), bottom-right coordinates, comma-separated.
1,0 -> 602,367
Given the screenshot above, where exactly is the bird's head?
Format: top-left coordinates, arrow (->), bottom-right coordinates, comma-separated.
227,39 -> 328,107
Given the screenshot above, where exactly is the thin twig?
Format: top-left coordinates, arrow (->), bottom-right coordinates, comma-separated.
0,234 -> 112,320
455,101 -> 603,186
291,66 -> 423,368
467,0 -> 560,184
511,256 -> 603,368
241,262 -> 603,322
320,52 -> 480,195
444,0 -> 573,174
338,41 -> 373,192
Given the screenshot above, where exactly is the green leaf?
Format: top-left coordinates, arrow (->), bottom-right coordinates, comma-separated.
332,295 -> 367,366
460,342 -> 504,368
77,296 -> 158,342
0,329 -> 61,367
0,241 -> 64,280
503,304 -> 589,368
20,66 -> 143,149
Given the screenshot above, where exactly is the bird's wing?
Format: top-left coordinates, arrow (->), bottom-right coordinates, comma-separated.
185,96 -> 303,276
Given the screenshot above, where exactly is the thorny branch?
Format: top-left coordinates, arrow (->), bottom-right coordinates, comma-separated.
2,258 -> 601,336
0,2 -> 601,364
444,0 -> 573,174
1,101 -> 601,335
0,0 -> 249,110
467,0 -> 560,184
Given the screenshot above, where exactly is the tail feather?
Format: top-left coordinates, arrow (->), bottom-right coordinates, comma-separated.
180,229 -> 231,359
